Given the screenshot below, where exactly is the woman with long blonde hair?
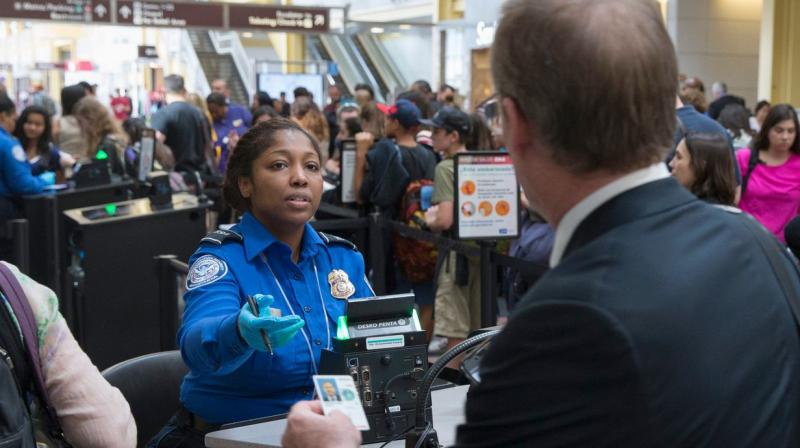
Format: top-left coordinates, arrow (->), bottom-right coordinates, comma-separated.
291,97 -> 330,161
72,96 -> 128,175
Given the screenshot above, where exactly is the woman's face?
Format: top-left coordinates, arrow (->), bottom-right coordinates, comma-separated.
670,140 -> 696,189
23,112 -> 46,141
768,119 -> 796,152
239,130 -> 323,230
756,106 -> 770,125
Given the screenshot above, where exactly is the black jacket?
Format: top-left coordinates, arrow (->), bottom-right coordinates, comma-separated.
455,178 -> 800,447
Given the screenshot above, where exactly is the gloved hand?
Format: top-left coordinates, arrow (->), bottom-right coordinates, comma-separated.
238,294 -> 305,351
38,172 -> 55,186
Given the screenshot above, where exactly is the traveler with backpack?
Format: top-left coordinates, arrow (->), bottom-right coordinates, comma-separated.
355,99 -> 438,338
422,107 -> 482,361
0,261 -> 136,447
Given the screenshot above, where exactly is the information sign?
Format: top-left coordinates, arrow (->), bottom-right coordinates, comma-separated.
116,1 -> 224,28
340,140 -> 357,204
9,0 -> 111,23
454,152 -> 519,240
229,4 -> 330,32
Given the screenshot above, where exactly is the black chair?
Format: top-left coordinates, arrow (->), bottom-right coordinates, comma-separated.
102,350 -> 189,447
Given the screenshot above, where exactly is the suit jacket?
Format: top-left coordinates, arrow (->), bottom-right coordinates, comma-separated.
454,178 -> 800,447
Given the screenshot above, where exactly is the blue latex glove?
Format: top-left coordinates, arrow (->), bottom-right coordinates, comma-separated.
237,294 -> 305,351
38,172 -> 55,186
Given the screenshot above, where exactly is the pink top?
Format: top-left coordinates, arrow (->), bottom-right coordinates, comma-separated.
737,148 -> 800,242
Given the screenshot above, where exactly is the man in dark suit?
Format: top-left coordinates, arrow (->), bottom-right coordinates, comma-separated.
281,0 -> 800,446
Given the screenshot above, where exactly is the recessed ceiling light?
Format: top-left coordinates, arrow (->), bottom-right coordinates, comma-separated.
370,27 -> 384,34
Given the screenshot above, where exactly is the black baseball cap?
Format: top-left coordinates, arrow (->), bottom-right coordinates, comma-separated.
420,106 -> 471,135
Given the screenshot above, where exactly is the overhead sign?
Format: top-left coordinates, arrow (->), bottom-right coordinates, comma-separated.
454,152 -> 520,240
3,1 -> 345,32
229,5 -> 330,32
137,45 -> 158,59
9,0 -> 111,23
116,1 -> 224,28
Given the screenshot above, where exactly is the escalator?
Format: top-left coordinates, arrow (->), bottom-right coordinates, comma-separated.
309,34 -> 407,103
187,30 -> 250,106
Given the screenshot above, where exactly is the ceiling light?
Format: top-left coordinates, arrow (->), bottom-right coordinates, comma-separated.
370,27 -> 384,34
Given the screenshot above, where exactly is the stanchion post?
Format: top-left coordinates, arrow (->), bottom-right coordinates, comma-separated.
7,219 -> 29,274
155,254 -> 180,351
368,211 -> 386,295
479,241 -> 496,327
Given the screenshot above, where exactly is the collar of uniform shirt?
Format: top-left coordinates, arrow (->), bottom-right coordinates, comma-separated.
241,212 -> 325,262
549,163 -> 669,267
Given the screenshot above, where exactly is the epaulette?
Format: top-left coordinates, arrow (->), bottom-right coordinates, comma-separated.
200,229 -> 244,245
319,232 -> 358,251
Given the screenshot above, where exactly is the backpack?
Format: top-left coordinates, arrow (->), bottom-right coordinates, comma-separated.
392,146 -> 439,284
0,263 -> 70,447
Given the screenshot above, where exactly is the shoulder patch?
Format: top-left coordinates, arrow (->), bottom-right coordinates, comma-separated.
12,145 -> 26,162
186,255 -> 229,290
319,232 -> 358,251
200,229 -> 243,246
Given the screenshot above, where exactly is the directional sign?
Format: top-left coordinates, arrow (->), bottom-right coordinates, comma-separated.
8,0 -> 111,23
116,1 -> 224,28
229,5 -> 330,33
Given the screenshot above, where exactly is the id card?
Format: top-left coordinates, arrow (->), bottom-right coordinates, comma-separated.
312,375 -> 370,431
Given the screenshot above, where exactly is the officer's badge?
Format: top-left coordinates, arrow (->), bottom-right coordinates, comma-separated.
328,269 -> 355,299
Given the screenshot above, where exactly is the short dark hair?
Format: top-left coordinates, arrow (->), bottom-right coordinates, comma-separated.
718,103 -> 753,139
206,92 -> 227,107
755,100 -> 771,114
354,83 -> 374,99
439,84 -> 456,93
61,84 -> 87,116
683,132 -> 737,205
254,91 -> 273,108
411,80 -> 432,95
253,106 -> 279,123
164,75 -> 185,94
13,106 -> 53,158
0,91 -> 15,115
752,103 -> 800,155
293,87 -> 311,99
223,118 -> 321,213
492,0 -> 678,173
77,81 -> 94,94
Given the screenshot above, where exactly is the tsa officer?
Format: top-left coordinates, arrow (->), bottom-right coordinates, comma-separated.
149,118 -> 374,447
0,92 -> 53,259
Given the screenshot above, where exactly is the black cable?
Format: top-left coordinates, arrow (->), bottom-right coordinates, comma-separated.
382,369 -> 424,432
413,330 -> 500,429
378,424 -> 415,448
414,422 -> 435,448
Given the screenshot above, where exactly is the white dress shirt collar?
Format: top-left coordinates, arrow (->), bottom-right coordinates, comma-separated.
549,163 -> 670,267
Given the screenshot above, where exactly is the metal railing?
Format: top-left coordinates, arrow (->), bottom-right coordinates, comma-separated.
180,30 -> 211,97
209,31 -> 256,101
156,205 -> 542,335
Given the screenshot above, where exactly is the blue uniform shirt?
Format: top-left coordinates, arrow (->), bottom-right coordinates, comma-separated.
179,212 -> 374,424
212,114 -> 248,173
0,128 -> 46,198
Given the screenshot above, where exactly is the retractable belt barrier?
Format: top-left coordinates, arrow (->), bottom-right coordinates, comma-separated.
157,206 -> 543,331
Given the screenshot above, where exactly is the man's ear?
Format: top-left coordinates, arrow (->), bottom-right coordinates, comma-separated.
239,176 -> 253,199
501,97 -> 533,159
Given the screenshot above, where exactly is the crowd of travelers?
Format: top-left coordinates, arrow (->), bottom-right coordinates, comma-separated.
0,11 -> 799,441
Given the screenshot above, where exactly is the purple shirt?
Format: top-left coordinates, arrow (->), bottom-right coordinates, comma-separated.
737,148 -> 800,242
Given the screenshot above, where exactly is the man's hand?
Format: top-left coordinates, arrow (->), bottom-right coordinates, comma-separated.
425,205 -> 439,227
282,401 -> 361,448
